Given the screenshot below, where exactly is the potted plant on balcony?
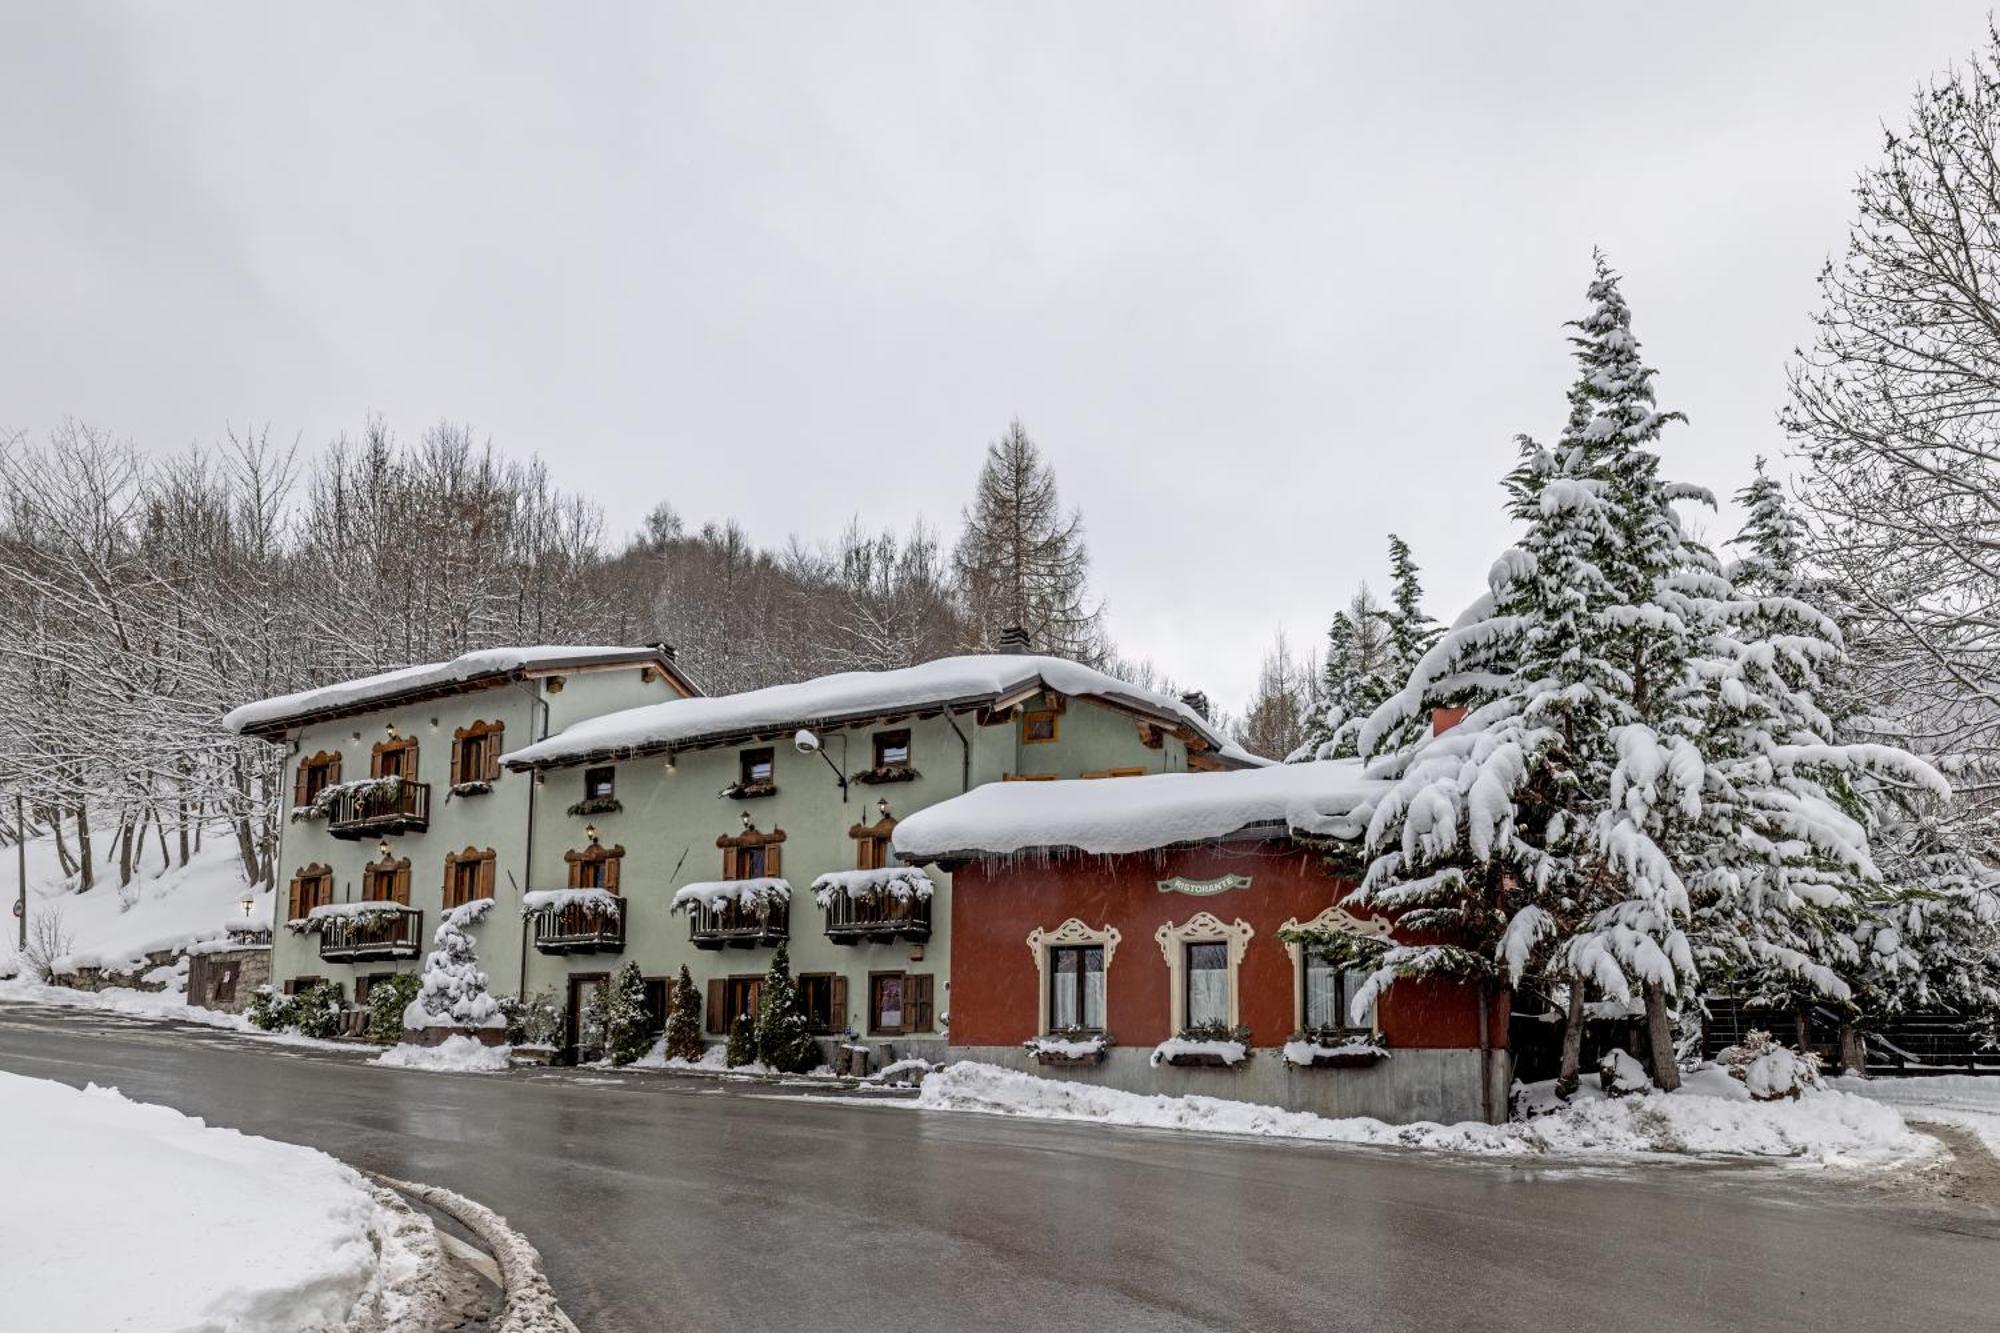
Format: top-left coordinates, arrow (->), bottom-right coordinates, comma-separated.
1150,1021 -> 1253,1069
1281,1028 -> 1389,1070
1023,1027 -> 1113,1067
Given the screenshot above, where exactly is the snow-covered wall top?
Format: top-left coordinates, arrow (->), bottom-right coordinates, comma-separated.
501,654 -> 1235,769
222,645 -> 679,735
891,759 -> 1387,860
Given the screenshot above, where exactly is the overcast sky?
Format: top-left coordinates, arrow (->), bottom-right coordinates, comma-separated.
1,4 -> 1989,713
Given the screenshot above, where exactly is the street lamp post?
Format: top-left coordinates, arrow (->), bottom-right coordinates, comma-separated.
15,792 -> 25,953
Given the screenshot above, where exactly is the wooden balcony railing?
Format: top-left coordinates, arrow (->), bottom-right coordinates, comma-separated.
687,900 -> 789,950
326,780 -> 431,840
317,907 -> 424,963
531,898 -> 626,955
823,893 -> 932,945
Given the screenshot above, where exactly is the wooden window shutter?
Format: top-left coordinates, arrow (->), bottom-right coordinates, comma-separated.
766,844 -> 781,878
706,980 -> 726,1035
395,863 -> 411,905
484,727 -> 503,781
477,852 -> 496,901
831,975 -> 848,1030
909,975 -> 934,1033
448,738 -> 461,786
748,978 -> 762,1018
605,854 -> 620,894
287,876 -> 302,921
720,845 -> 736,880
293,764 -> 308,807
566,855 -> 581,890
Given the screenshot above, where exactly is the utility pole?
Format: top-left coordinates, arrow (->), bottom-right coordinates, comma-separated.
16,793 -> 27,953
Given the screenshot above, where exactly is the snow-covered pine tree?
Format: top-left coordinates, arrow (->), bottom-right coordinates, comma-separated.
725,1012 -> 756,1068
603,960 -> 652,1066
951,420 -> 1107,664
406,897 -> 504,1034
1294,586 -> 1392,761
754,941 -> 821,1073
664,964 -> 705,1063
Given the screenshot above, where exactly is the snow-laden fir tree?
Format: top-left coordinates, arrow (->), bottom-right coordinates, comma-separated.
754,941 -> 821,1074
952,420 -> 1107,665
604,960 -> 652,1066
405,898 -> 503,1034
1294,536 -> 1438,761
663,964 -> 705,1063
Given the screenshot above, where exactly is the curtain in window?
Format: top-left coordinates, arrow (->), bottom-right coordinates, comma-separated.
1186,942 -> 1229,1026
1081,947 -> 1105,1029
1304,952 -> 1341,1028
1051,949 -> 1079,1029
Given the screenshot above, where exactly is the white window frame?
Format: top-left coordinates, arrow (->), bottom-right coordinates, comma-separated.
1154,911 -> 1255,1031
1280,903 -> 1393,1034
1027,918 -> 1121,1036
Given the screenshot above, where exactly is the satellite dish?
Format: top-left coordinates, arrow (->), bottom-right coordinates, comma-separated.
794,729 -> 821,755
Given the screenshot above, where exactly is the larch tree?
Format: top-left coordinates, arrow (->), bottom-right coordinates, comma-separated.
952,420 -> 1106,665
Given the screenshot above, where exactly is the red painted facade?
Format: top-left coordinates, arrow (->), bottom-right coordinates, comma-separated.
946,838 -> 1505,1051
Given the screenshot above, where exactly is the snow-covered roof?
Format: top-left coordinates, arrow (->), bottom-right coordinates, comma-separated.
892,759 -> 1388,861
223,646 -> 693,736
501,654 -> 1240,770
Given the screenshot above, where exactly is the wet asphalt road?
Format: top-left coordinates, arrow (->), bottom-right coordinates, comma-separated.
1,1004 -> 1995,1333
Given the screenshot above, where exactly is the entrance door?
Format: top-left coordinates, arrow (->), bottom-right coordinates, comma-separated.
565,974 -> 607,1064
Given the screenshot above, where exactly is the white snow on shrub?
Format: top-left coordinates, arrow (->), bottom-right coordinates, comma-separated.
222,644 -> 667,733
1599,1048 -> 1652,1096
375,1034 -> 512,1073
671,877 -> 791,911
810,866 -> 934,906
520,887 -> 622,917
405,898 -> 505,1030
1718,1029 -> 1824,1100
0,1070 -> 408,1330
501,653 -> 1235,768
893,759 -> 1387,859
918,1062 -> 1933,1165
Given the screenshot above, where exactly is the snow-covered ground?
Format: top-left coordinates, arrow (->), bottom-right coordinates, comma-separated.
916,1062 -> 1935,1167
0,1070 -> 432,1331
375,1034 -> 512,1073
0,827 -> 266,978
0,976 -> 357,1052
1833,1073 -> 2000,1157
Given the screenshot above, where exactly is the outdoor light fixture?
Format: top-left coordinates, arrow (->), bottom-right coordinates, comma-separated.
385,723 -> 399,740
585,823 -> 600,845
377,840 -> 391,860
740,811 -> 753,831
876,797 -> 891,819
794,727 -> 850,801
238,893 -> 255,919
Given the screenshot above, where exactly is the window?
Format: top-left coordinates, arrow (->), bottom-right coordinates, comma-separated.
740,747 -> 774,786
1048,945 -> 1105,1031
1281,904 -> 1393,1034
870,972 -> 934,1035
565,844 -> 625,892
706,975 -> 763,1035
283,975 -> 328,997
372,736 -> 418,780
850,815 -> 896,871
450,721 -> 504,785
873,729 -> 911,768
584,766 -> 616,800
642,978 -> 669,1036
362,857 -> 411,904
1186,942 -> 1230,1027
798,973 -> 844,1033
718,827 -> 785,880
286,865 -> 334,921
1020,708 -> 1059,744
443,847 -> 496,908
295,752 -> 341,806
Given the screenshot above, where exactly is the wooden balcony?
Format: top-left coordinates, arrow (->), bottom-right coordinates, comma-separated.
823,893 -> 932,945
687,900 -> 789,950
317,907 -> 424,963
326,780 -> 431,840
531,898 -> 626,955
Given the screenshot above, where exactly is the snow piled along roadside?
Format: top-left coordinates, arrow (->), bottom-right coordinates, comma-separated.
917,1063 -> 1932,1166
0,1070 -> 425,1331
375,1034 -> 512,1073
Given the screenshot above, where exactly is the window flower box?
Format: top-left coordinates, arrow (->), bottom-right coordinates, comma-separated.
448,779 -> 494,800
1024,1029 -> 1112,1067
853,765 -> 920,786
566,794 -> 622,817
1151,1023 -> 1252,1069
1283,1030 -> 1389,1070
718,781 -> 778,801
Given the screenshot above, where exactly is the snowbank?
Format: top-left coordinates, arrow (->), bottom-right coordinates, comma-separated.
375,1034 -> 512,1073
0,833 -> 265,979
501,653 -> 1235,768
917,1063 -> 1932,1165
1837,1074 -> 2000,1158
0,1070 -> 413,1330
0,978 -> 353,1049
222,644 -> 671,733
893,758 -> 1388,859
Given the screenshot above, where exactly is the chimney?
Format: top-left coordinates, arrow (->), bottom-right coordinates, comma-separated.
997,626 -> 1032,655
1179,690 -> 1211,723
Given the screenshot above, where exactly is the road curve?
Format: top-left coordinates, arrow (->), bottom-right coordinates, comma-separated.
1,1003 -> 1994,1333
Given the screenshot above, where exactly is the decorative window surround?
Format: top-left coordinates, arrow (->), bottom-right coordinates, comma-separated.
1027,918 -> 1121,1037
1155,912 -> 1255,1032
1280,903 -> 1392,1034
1156,874 -> 1252,897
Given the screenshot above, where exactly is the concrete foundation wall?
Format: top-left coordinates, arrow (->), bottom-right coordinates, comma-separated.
958,1045 -> 1511,1126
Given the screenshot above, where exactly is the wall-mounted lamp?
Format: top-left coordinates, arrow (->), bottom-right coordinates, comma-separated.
585,823 -> 600,845
376,840 -> 391,861
739,811 -> 753,831
876,797 -> 891,820
429,717 -> 439,732
239,893 -> 256,919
